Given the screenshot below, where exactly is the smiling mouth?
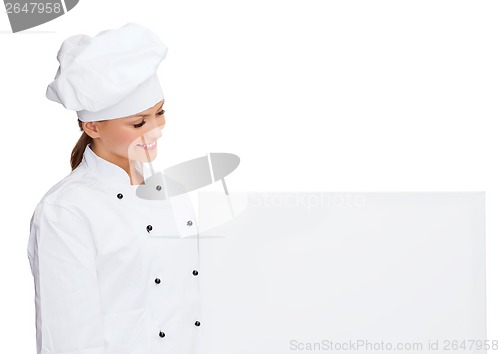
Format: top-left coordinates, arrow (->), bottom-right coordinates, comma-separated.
136,141 -> 157,150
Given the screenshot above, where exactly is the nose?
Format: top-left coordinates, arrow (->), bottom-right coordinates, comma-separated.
144,119 -> 164,141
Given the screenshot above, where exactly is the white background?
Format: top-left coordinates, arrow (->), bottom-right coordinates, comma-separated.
1,0 -> 498,352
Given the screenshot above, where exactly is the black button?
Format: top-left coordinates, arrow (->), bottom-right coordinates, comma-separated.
117,193 -> 123,199
156,185 -> 162,191
192,270 -> 199,276
194,321 -> 201,327
159,331 -> 165,338
146,225 -> 153,233
187,220 -> 193,226
155,278 -> 161,284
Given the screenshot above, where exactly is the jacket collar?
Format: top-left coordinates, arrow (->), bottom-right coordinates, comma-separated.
81,143 -> 146,186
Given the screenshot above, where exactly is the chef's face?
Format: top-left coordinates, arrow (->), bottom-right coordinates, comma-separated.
84,99 -> 166,167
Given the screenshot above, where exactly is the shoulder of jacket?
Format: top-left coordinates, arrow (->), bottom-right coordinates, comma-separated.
37,164 -> 97,207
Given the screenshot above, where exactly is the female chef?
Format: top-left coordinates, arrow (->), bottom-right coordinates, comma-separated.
27,23 -> 202,354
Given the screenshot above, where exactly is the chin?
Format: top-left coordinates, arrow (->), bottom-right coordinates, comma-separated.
135,150 -> 158,163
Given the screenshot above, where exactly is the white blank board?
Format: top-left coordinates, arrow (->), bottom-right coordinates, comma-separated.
196,192 -> 486,354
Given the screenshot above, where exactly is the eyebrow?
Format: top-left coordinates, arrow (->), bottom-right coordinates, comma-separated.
131,102 -> 165,118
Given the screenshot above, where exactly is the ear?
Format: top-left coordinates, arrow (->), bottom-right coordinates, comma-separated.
82,121 -> 100,139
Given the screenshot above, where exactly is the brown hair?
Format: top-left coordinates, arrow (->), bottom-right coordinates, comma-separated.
71,120 -> 93,170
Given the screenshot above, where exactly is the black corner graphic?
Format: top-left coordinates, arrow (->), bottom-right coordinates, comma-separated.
4,0 -> 79,33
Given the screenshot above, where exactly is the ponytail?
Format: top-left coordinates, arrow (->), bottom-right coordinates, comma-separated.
71,120 -> 93,170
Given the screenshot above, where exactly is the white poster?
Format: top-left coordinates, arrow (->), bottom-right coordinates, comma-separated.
198,192 -> 486,354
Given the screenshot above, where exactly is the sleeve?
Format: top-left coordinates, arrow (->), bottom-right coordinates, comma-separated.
27,201 -> 106,354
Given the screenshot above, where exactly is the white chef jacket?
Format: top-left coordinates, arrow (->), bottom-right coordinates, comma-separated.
27,144 -> 202,354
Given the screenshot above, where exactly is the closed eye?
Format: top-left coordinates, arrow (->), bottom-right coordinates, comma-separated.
133,109 -> 164,128
133,120 -> 146,128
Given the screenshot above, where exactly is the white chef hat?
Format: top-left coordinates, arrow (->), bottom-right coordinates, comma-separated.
46,23 -> 167,122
